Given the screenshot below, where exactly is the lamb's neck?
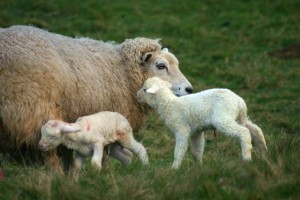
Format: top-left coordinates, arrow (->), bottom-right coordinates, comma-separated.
152,90 -> 178,120
62,134 -> 82,151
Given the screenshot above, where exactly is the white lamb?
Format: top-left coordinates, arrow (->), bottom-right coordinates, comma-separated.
38,111 -> 149,175
137,77 -> 267,169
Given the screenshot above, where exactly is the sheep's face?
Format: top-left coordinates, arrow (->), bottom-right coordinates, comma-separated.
39,121 -> 64,151
142,48 -> 193,96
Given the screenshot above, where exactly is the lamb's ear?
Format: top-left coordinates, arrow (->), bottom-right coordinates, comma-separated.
162,48 -> 169,53
146,85 -> 159,94
61,123 -> 82,134
142,52 -> 152,63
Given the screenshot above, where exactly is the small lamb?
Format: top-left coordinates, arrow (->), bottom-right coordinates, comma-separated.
137,77 -> 267,169
38,111 -> 149,175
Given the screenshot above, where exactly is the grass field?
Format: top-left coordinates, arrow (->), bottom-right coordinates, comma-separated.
0,0 -> 300,199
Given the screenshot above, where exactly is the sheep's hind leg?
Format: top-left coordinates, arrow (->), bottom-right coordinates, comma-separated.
109,142 -> 133,166
214,119 -> 252,161
190,132 -> 205,165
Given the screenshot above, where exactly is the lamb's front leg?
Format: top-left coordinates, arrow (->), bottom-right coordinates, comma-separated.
91,143 -> 104,171
172,132 -> 190,169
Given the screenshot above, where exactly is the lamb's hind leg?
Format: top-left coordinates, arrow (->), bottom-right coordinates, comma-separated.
190,132 -> 205,165
117,130 -> 149,165
214,119 -> 252,161
244,120 -> 268,154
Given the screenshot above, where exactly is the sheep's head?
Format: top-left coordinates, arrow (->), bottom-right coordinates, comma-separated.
141,48 -> 193,97
137,77 -> 172,104
38,120 -> 81,151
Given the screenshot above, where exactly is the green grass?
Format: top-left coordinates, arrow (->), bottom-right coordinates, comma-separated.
0,0 -> 300,199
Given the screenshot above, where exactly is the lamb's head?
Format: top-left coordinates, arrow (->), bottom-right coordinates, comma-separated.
137,77 -> 172,104
38,120 -> 81,151
142,48 -> 193,96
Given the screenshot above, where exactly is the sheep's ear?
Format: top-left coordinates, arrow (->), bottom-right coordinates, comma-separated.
162,48 -> 169,53
142,52 -> 152,63
61,123 -> 81,134
146,85 -> 159,94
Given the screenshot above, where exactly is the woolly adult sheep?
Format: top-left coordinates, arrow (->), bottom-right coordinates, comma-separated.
39,111 -> 149,178
0,25 -> 192,172
137,77 -> 268,169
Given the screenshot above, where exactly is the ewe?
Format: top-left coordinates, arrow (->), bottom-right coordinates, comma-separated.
137,77 -> 267,169
39,111 -> 149,176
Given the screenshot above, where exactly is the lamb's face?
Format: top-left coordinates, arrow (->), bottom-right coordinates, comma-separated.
142,48 -> 193,96
137,77 -> 171,104
38,120 -> 63,151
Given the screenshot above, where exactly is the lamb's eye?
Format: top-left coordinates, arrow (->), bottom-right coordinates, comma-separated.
143,88 -> 147,92
156,63 -> 166,70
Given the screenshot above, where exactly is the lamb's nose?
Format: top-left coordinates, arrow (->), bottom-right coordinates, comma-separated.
185,87 -> 193,94
38,143 -> 45,150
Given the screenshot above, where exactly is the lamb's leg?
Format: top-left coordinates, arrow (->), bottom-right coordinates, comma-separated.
172,132 -> 190,169
214,119 -> 252,160
109,143 -> 133,166
91,143 -> 104,171
244,120 -> 268,154
72,153 -> 85,180
117,131 -> 149,165
190,132 -> 205,165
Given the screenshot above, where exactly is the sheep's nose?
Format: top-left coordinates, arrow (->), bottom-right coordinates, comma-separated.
185,87 -> 193,94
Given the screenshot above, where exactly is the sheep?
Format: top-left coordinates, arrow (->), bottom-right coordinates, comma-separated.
39,111 -> 149,177
0,25 -> 192,172
137,77 -> 268,169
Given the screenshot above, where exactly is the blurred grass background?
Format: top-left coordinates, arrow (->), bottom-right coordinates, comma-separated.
0,0 -> 299,199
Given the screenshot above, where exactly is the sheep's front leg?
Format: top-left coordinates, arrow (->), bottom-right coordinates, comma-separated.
91,143 -> 104,171
172,132 -> 189,169
42,150 -> 63,174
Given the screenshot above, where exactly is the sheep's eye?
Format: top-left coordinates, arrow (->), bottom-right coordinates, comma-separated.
143,88 -> 147,92
156,63 -> 166,70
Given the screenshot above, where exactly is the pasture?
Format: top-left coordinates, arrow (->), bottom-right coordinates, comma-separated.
0,0 -> 299,199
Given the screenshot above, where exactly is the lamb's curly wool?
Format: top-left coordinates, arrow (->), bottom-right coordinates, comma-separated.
39,111 -> 149,178
0,25 -> 192,171
137,77 -> 268,169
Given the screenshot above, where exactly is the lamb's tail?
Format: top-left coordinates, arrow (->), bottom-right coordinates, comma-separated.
237,97 -> 268,155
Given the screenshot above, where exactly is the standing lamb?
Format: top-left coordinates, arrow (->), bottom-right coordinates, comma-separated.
0,25 -> 192,172
39,111 -> 149,177
137,77 -> 268,169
